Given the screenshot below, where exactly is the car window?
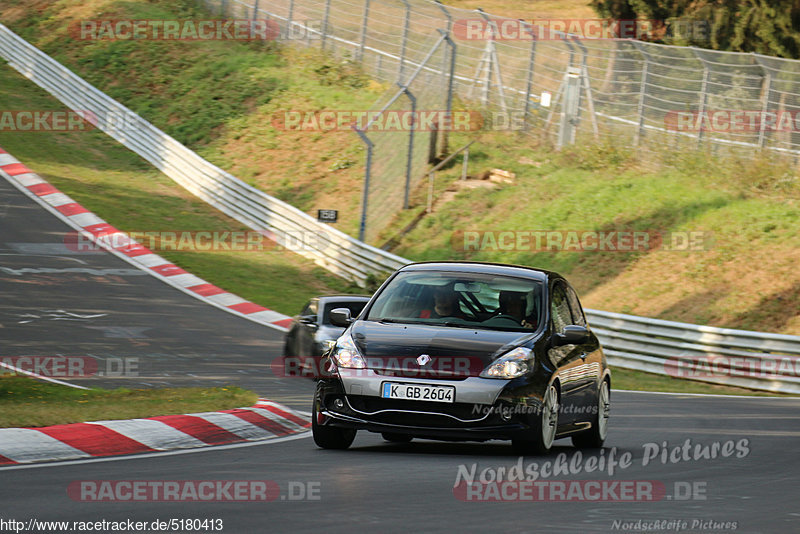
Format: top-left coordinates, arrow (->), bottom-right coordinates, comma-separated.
322,301 -> 367,325
551,283 -> 572,334
365,271 -> 543,331
302,300 -> 319,318
565,286 -> 587,327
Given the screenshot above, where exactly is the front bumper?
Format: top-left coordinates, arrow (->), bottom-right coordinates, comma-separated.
316,375 -> 543,441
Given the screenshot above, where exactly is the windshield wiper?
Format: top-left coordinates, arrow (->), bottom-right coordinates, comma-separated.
375,318 -> 427,325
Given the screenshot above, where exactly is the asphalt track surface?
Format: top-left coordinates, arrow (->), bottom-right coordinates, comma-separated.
2,174 -> 800,533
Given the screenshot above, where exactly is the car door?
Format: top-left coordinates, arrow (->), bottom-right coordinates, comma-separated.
564,283 -> 599,414
547,281 -> 586,425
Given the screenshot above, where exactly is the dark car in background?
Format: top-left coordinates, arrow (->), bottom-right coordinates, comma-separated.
283,295 -> 371,360
312,262 -> 610,454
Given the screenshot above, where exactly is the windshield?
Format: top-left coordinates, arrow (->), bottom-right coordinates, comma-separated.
365,270 -> 543,331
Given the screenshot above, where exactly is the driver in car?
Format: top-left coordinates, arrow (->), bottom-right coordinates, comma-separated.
498,290 -> 536,328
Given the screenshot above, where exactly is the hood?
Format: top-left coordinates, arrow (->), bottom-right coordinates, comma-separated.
348,320 -> 536,379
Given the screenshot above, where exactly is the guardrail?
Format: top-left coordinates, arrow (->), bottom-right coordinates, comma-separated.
586,310 -> 800,395
1,24 -> 799,395
0,24 -> 406,285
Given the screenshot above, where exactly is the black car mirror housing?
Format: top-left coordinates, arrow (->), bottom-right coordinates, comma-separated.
329,308 -> 353,327
299,314 -> 317,325
551,325 -> 589,347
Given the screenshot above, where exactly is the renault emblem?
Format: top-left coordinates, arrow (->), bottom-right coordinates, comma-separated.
417,354 -> 431,366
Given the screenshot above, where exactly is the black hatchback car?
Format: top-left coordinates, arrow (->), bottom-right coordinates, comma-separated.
312,262 -> 610,454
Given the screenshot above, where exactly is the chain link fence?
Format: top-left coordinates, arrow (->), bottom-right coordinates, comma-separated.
201,0 -> 800,242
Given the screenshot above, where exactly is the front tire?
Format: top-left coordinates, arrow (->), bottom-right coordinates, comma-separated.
512,383 -> 559,455
312,385 -> 356,450
572,379 -> 610,449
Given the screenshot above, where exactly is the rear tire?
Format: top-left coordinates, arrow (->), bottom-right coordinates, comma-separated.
512,383 -> 559,455
312,385 -> 356,450
571,379 -> 610,449
382,433 -> 413,443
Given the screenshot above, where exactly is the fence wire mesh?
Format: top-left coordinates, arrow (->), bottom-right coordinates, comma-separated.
203,0 -> 800,242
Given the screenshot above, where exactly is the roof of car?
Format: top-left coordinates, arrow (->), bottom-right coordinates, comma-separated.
399,261 -> 555,282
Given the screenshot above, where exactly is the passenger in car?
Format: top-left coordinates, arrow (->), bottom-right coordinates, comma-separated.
420,286 -> 469,319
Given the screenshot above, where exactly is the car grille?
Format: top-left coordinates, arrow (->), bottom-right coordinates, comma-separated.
344,395 -> 496,427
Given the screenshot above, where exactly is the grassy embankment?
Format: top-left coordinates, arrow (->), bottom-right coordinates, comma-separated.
0,0 -> 796,400
0,375 -> 257,428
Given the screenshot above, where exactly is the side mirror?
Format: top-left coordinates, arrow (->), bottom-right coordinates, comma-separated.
551,325 -> 589,347
329,308 -> 353,327
299,314 -> 317,325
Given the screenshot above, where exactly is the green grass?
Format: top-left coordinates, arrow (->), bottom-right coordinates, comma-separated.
388,131 -> 800,334
0,375 -> 258,428
0,64 -> 362,315
0,0 -> 797,401
609,367 -> 796,397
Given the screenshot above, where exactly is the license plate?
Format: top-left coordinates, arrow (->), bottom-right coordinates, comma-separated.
381,382 -> 455,403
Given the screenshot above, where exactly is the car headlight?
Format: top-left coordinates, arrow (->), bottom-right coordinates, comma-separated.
331,334 -> 366,369
480,347 -> 533,379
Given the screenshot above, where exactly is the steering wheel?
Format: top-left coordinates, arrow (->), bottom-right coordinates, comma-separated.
491,314 -> 521,323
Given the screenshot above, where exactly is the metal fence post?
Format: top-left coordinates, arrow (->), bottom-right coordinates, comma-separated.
522,20 -> 537,130
220,0 -> 228,17
427,171 -> 435,213
358,0 -> 370,62
402,85 -> 417,209
321,0 -> 332,51
477,9 -> 493,106
461,145 -> 469,180
434,5 -> 454,155
572,37 -> 599,139
398,0 -> 411,83
691,48 -> 710,149
252,0 -> 260,19
287,0 -> 294,33
632,42 -> 649,147
558,66 -> 582,148
354,127 -> 374,242
439,29 -> 456,157
753,55 -> 773,149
